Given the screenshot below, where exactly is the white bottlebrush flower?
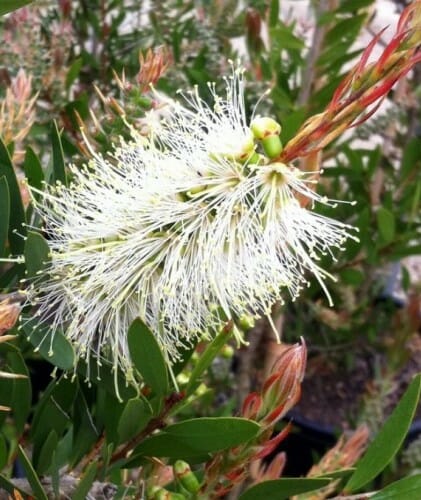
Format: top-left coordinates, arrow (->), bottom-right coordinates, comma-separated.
23,64 -> 357,380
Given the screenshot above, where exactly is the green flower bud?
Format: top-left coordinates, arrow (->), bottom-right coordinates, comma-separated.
250,117 -> 281,140
250,117 -> 283,158
174,460 -> 201,493
261,135 -> 283,158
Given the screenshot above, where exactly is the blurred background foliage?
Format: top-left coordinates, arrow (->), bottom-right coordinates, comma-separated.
0,0 -> 420,498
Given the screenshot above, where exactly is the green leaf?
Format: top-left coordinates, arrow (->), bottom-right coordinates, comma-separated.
336,0 -> 375,12
318,467 -> 355,480
17,445 -> 48,500
0,474 -> 30,497
401,138 -> 421,178
134,417 -> 259,459
24,231 -> 50,278
51,121 -> 67,185
96,389 -> 125,444
77,358 -> 137,401
4,345 -> 31,434
66,58 -> 83,90
270,25 -> 304,51
0,176 -> 9,256
371,474 -> 421,500
268,0 -> 279,28
339,268 -> 365,286
117,397 -> 152,443
0,435 -> 7,470
23,147 -> 44,191
127,318 -> 169,395
37,430 -> 58,475
0,343 -> 31,433
53,429 -> 73,471
0,138 -> 26,253
24,320 -> 75,371
377,207 -> 395,244
71,462 -> 98,500
31,375 -> 78,461
69,391 -> 100,467
345,374 -> 421,493
279,108 -> 306,144
390,244 -> 421,259
240,478 -> 332,500
0,0 -> 31,16
325,14 -> 367,46
172,341 -> 197,376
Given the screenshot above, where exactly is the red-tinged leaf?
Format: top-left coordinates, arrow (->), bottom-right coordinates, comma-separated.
350,97 -> 385,128
376,31 -> 407,73
242,393 -> 262,419
397,2 -> 415,33
356,27 -> 387,75
255,423 -> 292,459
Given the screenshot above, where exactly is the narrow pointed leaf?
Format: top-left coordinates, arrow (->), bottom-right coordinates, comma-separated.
127,318 -> 169,394
0,138 -> 26,253
24,320 -> 75,371
0,435 -> 6,470
71,462 -> 98,500
51,121 -> 67,185
345,374 -> 421,493
0,0 -> 31,16
36,430 -> 58,475
240,478 -> 332,500
377,207 -> 395,244
23,147 -> 44,191
0,474 -> 30,497
0,176 -> 9,256
17,445 -> 48,500
0,343 -> 31,435
371,474 -> 421,500
24,231 -> 50,278
134,417 -> 259,458
117,397 -> 152,443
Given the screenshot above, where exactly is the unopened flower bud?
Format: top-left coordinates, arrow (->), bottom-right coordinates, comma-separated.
260,342 -> 307,424
250,117 -> 281,139
174,460 -> 200,493
250,117 -> 283,158
0,300 -> 21,335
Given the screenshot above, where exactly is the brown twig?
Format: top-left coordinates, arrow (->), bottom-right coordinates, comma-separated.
297,0 -> 331,107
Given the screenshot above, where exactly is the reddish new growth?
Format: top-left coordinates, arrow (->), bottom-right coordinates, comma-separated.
279,0 -> 421,164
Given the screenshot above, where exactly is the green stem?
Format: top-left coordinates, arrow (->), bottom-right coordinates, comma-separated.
184,321 -> 234,397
